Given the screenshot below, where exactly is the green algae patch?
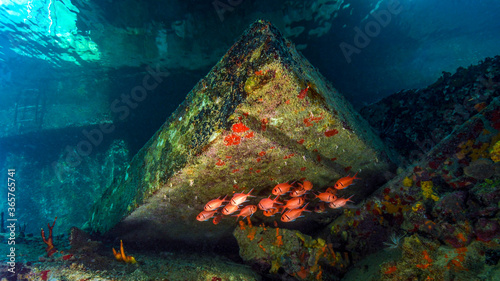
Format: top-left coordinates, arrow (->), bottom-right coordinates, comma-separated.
88,20 -> 397,243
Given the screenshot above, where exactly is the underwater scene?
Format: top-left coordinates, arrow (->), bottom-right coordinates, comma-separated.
1,0 -> 500,280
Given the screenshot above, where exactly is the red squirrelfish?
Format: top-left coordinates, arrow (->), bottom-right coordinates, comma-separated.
334,172 -> 360,190
297,180 -> 313,191
233,205 -> 257,221
212,214 -> 223,225
325,187 -> 337,194
196,210 -> 217,221
221,204 -> 239,215
314,202 -> 327,213
272,182 -> 294,195
204,195 -> 228,211
230,188 -> 255,206
258,195 -> 282,211
281,197 -> 305,213
290,186 -> 307,197
329,195 -> 354,209
263,207 -> 280,217
314,192 -> 337,203
281,203 -> 310,222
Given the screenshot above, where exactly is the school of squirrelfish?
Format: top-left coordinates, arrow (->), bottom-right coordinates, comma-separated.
196,173 -> 360,224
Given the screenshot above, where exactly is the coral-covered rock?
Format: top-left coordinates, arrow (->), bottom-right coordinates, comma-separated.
69,227 -> 101,254
431,191 -> 467,223
474,218 -> 500,242
470,179 -> 500,206
88,20 -> 397,244
324,98 -> 500,270
464,158 -> 496,179
233,221 -> 343,280
360,56 -> 500,159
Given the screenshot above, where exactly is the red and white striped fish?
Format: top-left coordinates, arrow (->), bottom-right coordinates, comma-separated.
230,188 -> 255,206
196,210 -> 217,221
329,195 -> 354,209
272,182 -> 295,195
221,204 -> 239,215
258,195 -> 282,211
314,192 -> 337,203
204,195 -> 228,211
281,197 -> 306,213
281,203 -> 310,222
233,205 -> 257,221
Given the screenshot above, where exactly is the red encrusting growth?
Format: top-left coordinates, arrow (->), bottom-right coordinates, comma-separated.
40,270 -> 50,281
303,115 -> 323,127
261,118 -> 268,131
224,134 -> 241,146
325,129 -> 339,137
232,122 -> 249,133
298,85 -> 309,99
384,266 -> 397,274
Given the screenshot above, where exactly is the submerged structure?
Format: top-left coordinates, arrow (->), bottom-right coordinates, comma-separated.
88,20 -> 397,243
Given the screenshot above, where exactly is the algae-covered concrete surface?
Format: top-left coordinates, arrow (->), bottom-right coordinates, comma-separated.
88,20 -> 397,243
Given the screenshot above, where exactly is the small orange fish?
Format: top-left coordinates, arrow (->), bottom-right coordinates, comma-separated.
314,192 -> 337,203
221,204 -> 239,215
281,203 -> 310,222
272,182 -> 294,195
233,205 -> 257,221
263,206 -> 281,217
334,172 -> 359,190
329,195 -> 354,209
297,180 -> 313,191
281,197 -> 305,213
325,187 -> 337,194
230,188 -> 255,206
314,202 -> 327,213
258,195 -> 282,210
212,214 -> 222,225
290,187 -> 307,197
196,210 -> 217,221
204,195 -> 228,211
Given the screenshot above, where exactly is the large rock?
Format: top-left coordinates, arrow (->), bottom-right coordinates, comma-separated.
360,56 -> 500,160
325,97 -> 500,277
87,20 -> 396,244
